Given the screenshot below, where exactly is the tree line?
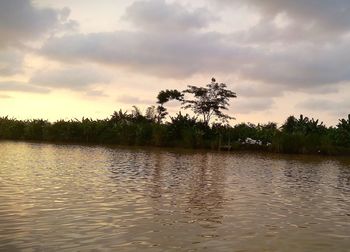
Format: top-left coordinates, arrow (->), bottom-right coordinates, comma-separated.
0,78 -> 349,155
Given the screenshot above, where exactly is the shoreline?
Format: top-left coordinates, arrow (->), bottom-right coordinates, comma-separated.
1,139 -> 350,159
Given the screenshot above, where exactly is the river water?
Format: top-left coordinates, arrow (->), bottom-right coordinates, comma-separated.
0,141 -> 349,251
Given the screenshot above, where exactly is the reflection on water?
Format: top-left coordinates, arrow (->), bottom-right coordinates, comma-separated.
0,141 -> 349,251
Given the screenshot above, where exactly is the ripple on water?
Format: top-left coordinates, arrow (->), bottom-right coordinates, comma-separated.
0,142 -> 350,251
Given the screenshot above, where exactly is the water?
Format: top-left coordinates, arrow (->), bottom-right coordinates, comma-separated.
0,141 -> 349,251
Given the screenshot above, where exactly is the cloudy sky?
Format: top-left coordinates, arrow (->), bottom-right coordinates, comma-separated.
0,0 -> 349,125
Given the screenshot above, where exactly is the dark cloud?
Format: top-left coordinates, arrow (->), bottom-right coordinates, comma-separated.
41,31 -> 251,78
249,0 -> 350,34
216,0 -> 350,37
39,0 -> 248,78
239,41 -> 350,88
0,0 -> 77,82
37,0 -> 350,103
230,21 -> 331,44
30,67 -> 111,91
125,0 -> 216,31
0,0 -> 76,48
41,29 -> 350,94
0,81 -> 50,94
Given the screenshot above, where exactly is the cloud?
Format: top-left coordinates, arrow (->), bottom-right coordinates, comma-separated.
37,0 -> 350,100
238,41 -> 350,88
39,0 -> 241,78
212,0 -> 350,48
232,83 -> 283,98
297,98 -> 350,116
0,50 -> 23,76
0,94 -> 11,99
117,95 -> 154,105
30,66 -> 111,91
232,97 -> 274,114
85,90 -> 108,97
0,65 -> 111,95
215,0 -> 350,37
230,20 -> 325,44
41,29 -> 350,94
41,31 -> 250,78
0,81 -> 50,94
0,0 -> 77,49
124,0 -> 217,32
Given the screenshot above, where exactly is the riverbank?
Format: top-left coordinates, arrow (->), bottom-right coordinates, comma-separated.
1,113 -> 349,156
1,138 -> 350,158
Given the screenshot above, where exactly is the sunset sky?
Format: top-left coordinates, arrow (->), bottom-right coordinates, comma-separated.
0,0 -> 349,125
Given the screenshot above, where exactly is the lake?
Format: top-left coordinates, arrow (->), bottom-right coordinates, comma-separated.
0,141 -> 349,251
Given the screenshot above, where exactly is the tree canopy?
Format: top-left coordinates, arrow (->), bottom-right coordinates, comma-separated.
156,78 -> 237,125
182,78 -> 237,124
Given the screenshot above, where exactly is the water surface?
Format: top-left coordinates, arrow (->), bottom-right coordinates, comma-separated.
0,141 -> 349,251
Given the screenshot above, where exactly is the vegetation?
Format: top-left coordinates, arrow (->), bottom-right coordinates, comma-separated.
182,78 -> 237,124
0,79 -> 349,155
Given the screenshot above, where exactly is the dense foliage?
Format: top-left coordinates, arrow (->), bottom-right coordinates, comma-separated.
0,111 -> 349,155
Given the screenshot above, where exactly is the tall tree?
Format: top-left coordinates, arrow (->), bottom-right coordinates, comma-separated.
182,78 -> 236,125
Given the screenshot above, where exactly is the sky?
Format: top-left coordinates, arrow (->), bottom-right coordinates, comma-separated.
0,0 -> 349,126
